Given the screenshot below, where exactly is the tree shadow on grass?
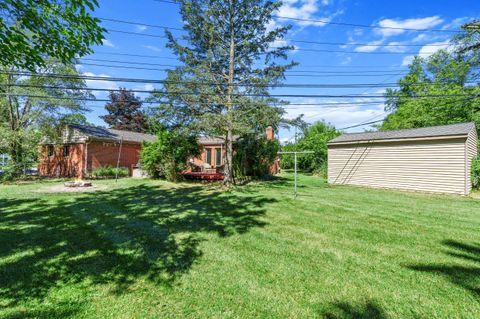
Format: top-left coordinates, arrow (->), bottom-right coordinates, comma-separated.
0,183 -> 275,309
320,301 -> 388,319
407,240 -> 480,297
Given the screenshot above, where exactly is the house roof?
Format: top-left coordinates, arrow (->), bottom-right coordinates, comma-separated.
328,122 -> 476,145
198,136 -> 224,144
69,124 -> 156,143
197,135 -> 240,145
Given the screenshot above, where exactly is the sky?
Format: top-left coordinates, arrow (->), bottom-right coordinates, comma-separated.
78,0 -> 480,143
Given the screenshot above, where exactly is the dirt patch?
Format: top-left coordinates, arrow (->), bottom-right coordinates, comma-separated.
36,183 -> 109,193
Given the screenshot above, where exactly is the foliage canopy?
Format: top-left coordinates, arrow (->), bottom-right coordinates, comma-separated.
281,121 -> 339,175
141,129 -> 200,182
0,0 -> 105,70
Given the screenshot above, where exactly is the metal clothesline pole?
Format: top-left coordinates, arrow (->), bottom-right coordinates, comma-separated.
278,151 -> 315,198
115,136 -> 124,182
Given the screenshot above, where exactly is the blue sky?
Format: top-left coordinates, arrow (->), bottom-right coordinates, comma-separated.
79,0 -> 479,142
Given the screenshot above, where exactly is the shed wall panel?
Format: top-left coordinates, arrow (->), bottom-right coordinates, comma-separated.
466,129 -> 478,194
328,138 -> 468,195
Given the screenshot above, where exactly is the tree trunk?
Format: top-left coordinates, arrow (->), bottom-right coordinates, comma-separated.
223,0 -> 236,187
5,74 -> 22,177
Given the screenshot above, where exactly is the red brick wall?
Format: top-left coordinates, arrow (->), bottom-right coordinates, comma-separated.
86,141 -> 142,175
190,144 -> 225,170
38,141 -> 143,178
38,144 -> 86,178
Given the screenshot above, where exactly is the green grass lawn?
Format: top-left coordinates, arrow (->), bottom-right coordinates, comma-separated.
1,174 -> 479,318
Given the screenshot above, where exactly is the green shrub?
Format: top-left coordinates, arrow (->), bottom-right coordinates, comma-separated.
0,163 -> 21,182
281,121 -> 339,174
233,135 -> 279,177
91,165 -> 129,179
472,157 -> 480,189
141,129 -> 199,182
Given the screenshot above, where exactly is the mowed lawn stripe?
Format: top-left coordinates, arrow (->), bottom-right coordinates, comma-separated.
0,174 -> 479,318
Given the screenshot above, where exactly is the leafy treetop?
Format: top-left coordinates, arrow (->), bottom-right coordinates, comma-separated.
0,0 -> 105,70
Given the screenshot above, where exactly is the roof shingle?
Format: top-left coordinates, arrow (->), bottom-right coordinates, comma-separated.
328,122 -> 476,145
70,124 -> 156,143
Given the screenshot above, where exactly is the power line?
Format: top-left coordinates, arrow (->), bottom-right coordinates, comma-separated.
99,17 -> 184,31
99,18 -> 452,48
80,62 -> 410,77
0,92 -> 386,110
2,82 -> 478,99
338,96 -> 478,130
81,58 -> 410,74
94,52 -> 179,60
152,0 -> 461,34
92,52 -> 407,68
273,16 -> 461,34
3,70 -> 477,90
339,119 -> 385,130
102,27 -> 445,55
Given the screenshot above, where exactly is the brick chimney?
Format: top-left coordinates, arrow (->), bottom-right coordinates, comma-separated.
266,126 -> 275,141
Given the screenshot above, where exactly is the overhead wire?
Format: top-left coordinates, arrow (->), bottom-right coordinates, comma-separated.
2,82 -> 478,99
152,0 -> 462,34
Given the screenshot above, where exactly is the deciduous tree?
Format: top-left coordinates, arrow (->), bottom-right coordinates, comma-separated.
101,88 -> 149,133
0,60 -> 92,177
0,0 -> 105,70
281,121 -> 339,176
382,50 -> 480,131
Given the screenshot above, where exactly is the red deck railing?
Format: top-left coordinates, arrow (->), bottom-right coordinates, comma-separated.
181,171 -> 224,180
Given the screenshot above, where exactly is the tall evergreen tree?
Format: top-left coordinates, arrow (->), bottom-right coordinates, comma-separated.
149,0 -> 296,186
101,88 -> 149,133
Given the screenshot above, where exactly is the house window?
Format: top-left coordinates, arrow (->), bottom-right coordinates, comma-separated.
215,148 -> 222,166
63,145 -> 70,157
47,145 -> 54,157
206,148 -> 212,165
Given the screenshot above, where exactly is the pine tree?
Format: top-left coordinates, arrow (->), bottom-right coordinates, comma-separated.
101,88 -> 149,133
150,0 -> 296,186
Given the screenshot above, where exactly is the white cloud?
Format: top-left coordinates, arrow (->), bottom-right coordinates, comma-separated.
143,45 -> 162,52
276,0 -> 338,27
83,72 -> 118,97
375,16 -> 444,37
401,55 -> 414,66
341,56 -> 352,65
283,101 -> 386,133
136,25 -> 148,32
353,28 -> 364,36
417,40 -> 450,57
441,17 -> 471,30
401,40 -> 450,66
383,41 -> 407,53
102,39 -> 115,47
354,40 -> 383,53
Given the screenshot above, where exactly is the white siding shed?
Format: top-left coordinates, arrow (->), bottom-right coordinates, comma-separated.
328,123 -> 478,195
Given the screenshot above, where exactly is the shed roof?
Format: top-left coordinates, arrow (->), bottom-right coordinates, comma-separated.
70,124 -> 156,143
328,122 -> 476,145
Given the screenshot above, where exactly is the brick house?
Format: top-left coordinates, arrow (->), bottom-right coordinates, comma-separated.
38,124 -> 156,178
39,124 -> 280,179
184,126 -> 280,179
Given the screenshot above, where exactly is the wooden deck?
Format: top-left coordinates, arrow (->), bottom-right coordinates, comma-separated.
181,171 -> 225,180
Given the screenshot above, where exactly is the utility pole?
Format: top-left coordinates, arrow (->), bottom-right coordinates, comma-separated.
278,151 -> 314,198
